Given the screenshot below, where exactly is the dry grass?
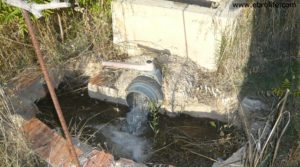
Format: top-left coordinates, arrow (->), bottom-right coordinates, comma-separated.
195,8 -> 254,97
0,88 -> 43,167
0,23 -> 36,83
194,8 -> 254,115
0,1 -> 298,166
0,1 -> 125,84
198,4 -> 299,166
200,3 -> 299,97
0,3 -> 121,166
241,90 -> 291,167
216,8 -> 253,86
149,128 -> 244,166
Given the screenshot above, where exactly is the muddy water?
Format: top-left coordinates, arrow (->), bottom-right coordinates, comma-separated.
36,84 -> 244,167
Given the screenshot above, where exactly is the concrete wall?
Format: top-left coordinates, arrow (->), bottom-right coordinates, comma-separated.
112,0 -> 242,71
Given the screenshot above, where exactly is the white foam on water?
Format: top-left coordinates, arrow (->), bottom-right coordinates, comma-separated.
95,92 -> 153,162
100,125 -> 151,162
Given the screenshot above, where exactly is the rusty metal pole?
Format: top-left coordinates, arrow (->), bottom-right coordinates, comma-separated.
22,10 -> 81,167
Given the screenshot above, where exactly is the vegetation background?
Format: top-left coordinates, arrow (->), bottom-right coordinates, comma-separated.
0,0 -> 299,166
0,0 -> 116,166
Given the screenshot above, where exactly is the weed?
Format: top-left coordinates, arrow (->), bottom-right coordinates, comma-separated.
272,79 -> 300,97
0,0 -> 53,36
148,101 -> 160,138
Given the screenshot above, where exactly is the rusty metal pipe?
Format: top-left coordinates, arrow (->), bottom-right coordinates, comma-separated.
22,10 -> 81,167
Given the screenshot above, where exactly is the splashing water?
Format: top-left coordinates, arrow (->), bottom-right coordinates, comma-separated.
99,125 -> 150,162
96,93 -> 153,162
125,93 -> 150,136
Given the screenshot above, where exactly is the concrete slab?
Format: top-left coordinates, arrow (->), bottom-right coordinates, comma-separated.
112,0 -> 243,71
87,55 -> 238,122
112,0 -> 187,56
88,72 -> 127,105
183,5 -> 219,71
88,83 -> 127,105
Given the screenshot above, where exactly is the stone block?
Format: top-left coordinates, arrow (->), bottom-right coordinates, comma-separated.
112,0 -> 187,56
112,0 -> 243,71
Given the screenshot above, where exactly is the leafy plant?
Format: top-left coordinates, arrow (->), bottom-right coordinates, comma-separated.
148,101 -> 160,138
272,79 -> 300,97
0,0 -> 53,36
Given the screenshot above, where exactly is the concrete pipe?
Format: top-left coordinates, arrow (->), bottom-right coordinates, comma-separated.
126,76 -> 163,108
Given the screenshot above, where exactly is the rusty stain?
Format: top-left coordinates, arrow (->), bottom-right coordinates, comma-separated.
89,74 -> 105,86
23,118 -> 83,167
23,118 -> 118,167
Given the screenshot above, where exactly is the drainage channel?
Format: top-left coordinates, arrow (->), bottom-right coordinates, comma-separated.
36,81 -> 245,167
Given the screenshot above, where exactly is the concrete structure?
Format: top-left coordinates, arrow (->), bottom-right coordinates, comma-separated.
88,55 -> 238,122
6,58 -> 245,167
112,0 -> 243,71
